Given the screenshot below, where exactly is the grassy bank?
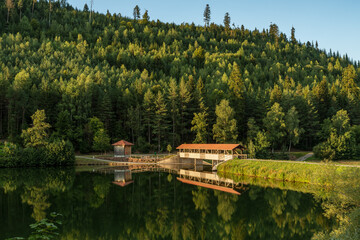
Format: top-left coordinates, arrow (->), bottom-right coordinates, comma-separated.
75,157 -> 111,166
218,159 -> 360,186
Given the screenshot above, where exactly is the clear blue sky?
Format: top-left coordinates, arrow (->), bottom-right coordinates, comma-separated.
68,0 -> 360,62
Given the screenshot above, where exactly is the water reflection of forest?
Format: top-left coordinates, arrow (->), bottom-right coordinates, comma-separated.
0,167 -> 358,240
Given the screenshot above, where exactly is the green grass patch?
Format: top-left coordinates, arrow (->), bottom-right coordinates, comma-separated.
75,157 -> 110,166
218,159 -> 360,186
305,155 -> 321,161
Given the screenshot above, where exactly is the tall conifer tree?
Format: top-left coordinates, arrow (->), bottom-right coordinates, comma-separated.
133,5 -> 140,20
203,4 -> 211,27
223,12 -> 230,31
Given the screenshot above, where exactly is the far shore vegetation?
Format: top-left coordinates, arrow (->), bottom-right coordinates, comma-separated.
1,0 -> 360,163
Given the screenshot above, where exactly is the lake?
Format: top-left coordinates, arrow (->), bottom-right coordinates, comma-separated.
0,165 -> 337,239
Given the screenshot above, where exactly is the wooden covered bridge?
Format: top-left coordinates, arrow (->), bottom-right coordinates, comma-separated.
176,143 -> 247,170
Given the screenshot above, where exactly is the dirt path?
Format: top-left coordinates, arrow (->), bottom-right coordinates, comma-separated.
296,152 -> 314,161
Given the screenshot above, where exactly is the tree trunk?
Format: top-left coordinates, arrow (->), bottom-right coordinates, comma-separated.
0,103 -> 3,137
19,9 -> 22,21
32,2 -> 35,18
21,107 -> 25,129
7,9 -> 10,23
131,128 -> 134,144
288,139 -> 292,153
172,116 -> 175,147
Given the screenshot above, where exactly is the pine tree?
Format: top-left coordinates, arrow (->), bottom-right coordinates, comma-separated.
223,12 -> 230,31
83,3 -> 89,12
143,89 -> 155,144
142,10 -> 150,24
48,0 -> 52,26
21,110 -> 51,148
312,76 -> 331,121
246,118 -> 259,142
179,77 -> 192,142
228,62 -> 244,100
291,26 -> 296,43
203,4 -> 211,27
97,93 -> 115,133
89,0 -> 94,23
168,78 -> 180,147
191,99 -> 209,143
212,99 -> 238,143
269,23 -> 279,38
153,91 -> 168,152
228,61 -> 245,138
133,5 -> 140,20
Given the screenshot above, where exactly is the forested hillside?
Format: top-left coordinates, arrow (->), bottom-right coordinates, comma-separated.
1,0 -> 360,158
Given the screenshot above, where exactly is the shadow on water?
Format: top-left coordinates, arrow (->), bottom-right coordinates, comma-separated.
0,163 -> 358,239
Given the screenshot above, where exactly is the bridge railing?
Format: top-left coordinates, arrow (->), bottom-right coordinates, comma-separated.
234,154 -> 247,159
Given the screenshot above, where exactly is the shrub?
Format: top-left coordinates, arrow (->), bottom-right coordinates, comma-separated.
0,140 -> 75,168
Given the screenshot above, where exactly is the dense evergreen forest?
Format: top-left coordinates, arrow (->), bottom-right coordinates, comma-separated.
1,0 -> 360,158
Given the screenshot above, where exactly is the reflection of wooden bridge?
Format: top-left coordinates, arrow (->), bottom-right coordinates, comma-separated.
94,162 -> 247,195
95,164 -> 181,175
177,169 -> 247,195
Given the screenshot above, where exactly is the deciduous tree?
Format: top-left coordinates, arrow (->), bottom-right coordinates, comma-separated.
213,99 -> 237,143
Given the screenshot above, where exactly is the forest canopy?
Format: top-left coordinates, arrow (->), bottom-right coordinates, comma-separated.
1,0 -> 360,159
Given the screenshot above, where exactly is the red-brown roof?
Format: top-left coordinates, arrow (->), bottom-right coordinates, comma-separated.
112,140 -> 134,146
112,181 -> 134,187
176,143 -> 244,151
177,178 -> 240,195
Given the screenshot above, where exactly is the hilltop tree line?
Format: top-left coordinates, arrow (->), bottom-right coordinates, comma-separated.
1,1 -> 360,159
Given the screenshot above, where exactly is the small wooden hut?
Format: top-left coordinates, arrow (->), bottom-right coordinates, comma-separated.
112,140 -> 134,157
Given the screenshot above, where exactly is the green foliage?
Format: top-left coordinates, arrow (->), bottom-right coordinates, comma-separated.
285,106 -> 304,152
92,129 -> 111,153
0,0 -> 358,155
7,212 -> 63,240
166,144 -> 172,153
264,103 -> 286,151
252,131 -> 271,158
191,110 -> 208,143
0,139 -> 74,167
314,110 -> 358,160
212,99 -> 237,143
21,110 -> 51,148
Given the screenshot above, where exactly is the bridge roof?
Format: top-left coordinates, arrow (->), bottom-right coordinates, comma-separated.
176,144 -> 244,151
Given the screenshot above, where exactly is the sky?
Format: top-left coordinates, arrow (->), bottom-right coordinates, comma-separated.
68,0 -> 360,62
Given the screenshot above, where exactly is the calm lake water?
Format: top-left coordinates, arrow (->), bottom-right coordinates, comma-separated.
0,166 -> 336,239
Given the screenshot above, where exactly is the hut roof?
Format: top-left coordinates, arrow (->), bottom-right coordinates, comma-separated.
112,140 -> 134,146
176,143 -> 244,151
